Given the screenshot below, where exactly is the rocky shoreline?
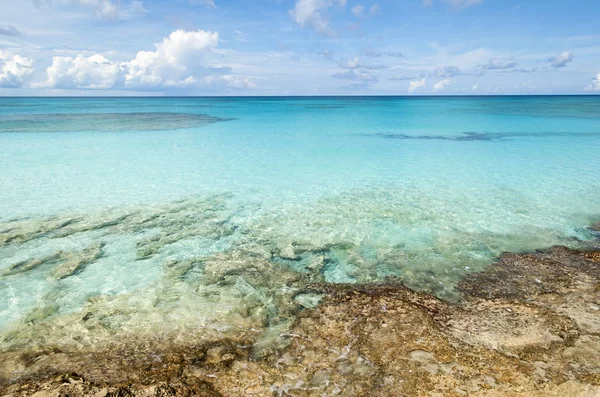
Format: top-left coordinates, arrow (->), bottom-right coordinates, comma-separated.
1,244 -> 599,396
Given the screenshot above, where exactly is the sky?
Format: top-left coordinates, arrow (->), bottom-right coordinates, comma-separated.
0,0 -> 599,96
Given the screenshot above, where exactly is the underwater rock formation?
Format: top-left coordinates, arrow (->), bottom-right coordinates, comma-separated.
50,242 -> 105,280
0,113 -> 233,133
2,242 -> 105,280
1,245 -> 599,396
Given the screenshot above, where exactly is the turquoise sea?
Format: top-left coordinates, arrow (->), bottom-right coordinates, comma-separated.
1,96 -> 600,350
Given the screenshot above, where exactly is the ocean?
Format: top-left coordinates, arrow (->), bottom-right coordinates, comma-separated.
1,96 -> 599,358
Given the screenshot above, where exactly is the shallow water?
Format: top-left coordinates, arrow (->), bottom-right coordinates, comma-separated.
0,96 -> 599,352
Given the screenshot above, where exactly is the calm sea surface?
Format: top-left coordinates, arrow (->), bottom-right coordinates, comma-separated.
1,96 -> 599,336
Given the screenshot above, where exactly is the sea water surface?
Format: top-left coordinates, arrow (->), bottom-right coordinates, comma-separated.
1,96 -> 600,350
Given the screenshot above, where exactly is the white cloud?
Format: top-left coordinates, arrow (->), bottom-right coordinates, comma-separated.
586,72 -> 600,91
472,84 -> 478,90
34,53 -> 121,89
369,4 -> 380,15
351,5 -> 364,17
289,0 -> 346,36
0,51 -> 34,88
481,57 -> 517,70
124,29 -> 219,88
221,75 -> 257,89
199,74 -> 260,90
548,51 -> 574,68
408,78 -> 426,93
338,57 -> 386,70
433,78 -> 451,92
34,30 -> 256,91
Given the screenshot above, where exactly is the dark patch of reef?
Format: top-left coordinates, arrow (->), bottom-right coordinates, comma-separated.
376,132 -> 496,141
0,113 -> 234,133
1,244 -> 600,396
372,130 -> 600,142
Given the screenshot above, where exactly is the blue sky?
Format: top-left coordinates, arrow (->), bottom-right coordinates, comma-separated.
0,0 -> 599,95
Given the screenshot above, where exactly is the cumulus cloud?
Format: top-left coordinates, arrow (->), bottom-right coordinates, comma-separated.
34,0 -> 145,19
0,51 -> 34,88
586,72 -> 600,91
480,57 -> 517,70
289,0 -> 346,36
34,54 -> 121,89
369,4 -> 380,15
124,29 -> 219,88
547,51 -> 573,68
433,79 -> 451,92
0,26 -> 21,36
34,30 -> 256,91
408,78 -> 426,93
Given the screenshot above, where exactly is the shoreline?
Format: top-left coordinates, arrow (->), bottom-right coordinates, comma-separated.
1,244 -> 599,396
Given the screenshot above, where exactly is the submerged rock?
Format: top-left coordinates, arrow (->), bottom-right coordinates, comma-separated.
50,242 -> 105,280
2,245 -> 600,396
458,245 -> 600,300
21,304 -> 60,325
1,253 -> 62,277
588,221 -> 600,233
2,194 -> 599,396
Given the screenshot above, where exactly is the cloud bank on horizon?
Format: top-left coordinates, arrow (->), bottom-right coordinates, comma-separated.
0,0 -> 599,95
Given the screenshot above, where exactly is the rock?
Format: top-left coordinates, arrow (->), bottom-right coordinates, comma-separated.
1,253 -> 62,277
2,246 -> 600,396
50,242 -> 105,280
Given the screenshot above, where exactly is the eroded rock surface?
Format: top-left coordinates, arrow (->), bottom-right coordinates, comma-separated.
1,245 -> 599,396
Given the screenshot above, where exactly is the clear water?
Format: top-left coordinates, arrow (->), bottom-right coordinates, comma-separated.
1,96 -> 599,346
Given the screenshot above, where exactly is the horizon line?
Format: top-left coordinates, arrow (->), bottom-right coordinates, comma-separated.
1,94 -> 599,99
